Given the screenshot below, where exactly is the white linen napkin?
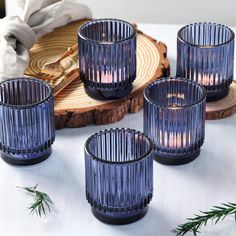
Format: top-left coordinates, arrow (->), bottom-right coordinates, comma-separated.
0,0 -> 92,80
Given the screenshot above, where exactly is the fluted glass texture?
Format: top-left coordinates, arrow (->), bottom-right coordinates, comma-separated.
78,19 -> 136,100
84,128 -> 153,224
177,22 -> 235,101
144,78 -> 206,165
0,78 -> 55,165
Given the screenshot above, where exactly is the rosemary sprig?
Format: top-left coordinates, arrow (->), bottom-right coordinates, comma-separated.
17,184 -> 54,217
173,202 -> 236,236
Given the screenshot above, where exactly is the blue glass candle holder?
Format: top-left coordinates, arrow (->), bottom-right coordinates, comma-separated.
84,128 -> 153,224
0,78 -> 55,166
78,19 -> 137,100
144,78 -> 206,165
177,22 -> 235,101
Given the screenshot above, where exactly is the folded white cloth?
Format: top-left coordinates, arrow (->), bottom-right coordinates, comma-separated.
0,0 -> 92,80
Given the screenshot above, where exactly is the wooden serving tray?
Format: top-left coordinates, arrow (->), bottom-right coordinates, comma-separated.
26,19 -> 170,129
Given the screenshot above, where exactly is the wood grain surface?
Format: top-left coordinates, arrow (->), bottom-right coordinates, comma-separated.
206,81 -> 236,120
26,20 -> 170,129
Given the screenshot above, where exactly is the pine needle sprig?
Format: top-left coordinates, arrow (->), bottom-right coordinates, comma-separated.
17,184 -> 54,217
172,202 -> 236,236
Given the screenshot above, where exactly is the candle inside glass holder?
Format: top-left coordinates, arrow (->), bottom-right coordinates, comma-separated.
0,78 -> 55,165
78,18 -> 136,100
177,22 -> 235,101
84,128 -> 153,224
144,77 -> 206,165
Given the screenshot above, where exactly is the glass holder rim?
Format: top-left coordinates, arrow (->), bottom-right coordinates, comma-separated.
0,77 -> 53,109
84,127 -> 153,165
78,18 -> 137,45
177,22 -> 235,48
144,77 -> 207,109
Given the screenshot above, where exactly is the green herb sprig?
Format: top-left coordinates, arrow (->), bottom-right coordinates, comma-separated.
17,184 -> 54,217
173,202 -> 236,236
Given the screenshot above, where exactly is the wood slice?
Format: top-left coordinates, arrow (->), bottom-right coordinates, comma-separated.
206,81 -> 236,120
27,20 -> 170,129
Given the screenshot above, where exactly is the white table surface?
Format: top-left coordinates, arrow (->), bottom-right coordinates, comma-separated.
1,10 -> 236,236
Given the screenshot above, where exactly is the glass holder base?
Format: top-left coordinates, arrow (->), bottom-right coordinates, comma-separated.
1,147 -> 52,166
84,84 -> 133,100
206,87 -> 229,102
91,206 -> 148,225
154,149 -> 200,165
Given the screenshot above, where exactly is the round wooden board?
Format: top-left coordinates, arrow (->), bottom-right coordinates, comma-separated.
206,81 -> 236,120
27,19 -> 170,129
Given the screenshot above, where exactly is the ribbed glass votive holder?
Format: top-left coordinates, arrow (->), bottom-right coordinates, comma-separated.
84,128 -> 153,224
177,22 -> 235,101
0,78 -> 55,165
144,78 -> 206,165
78,18 -> 136,100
